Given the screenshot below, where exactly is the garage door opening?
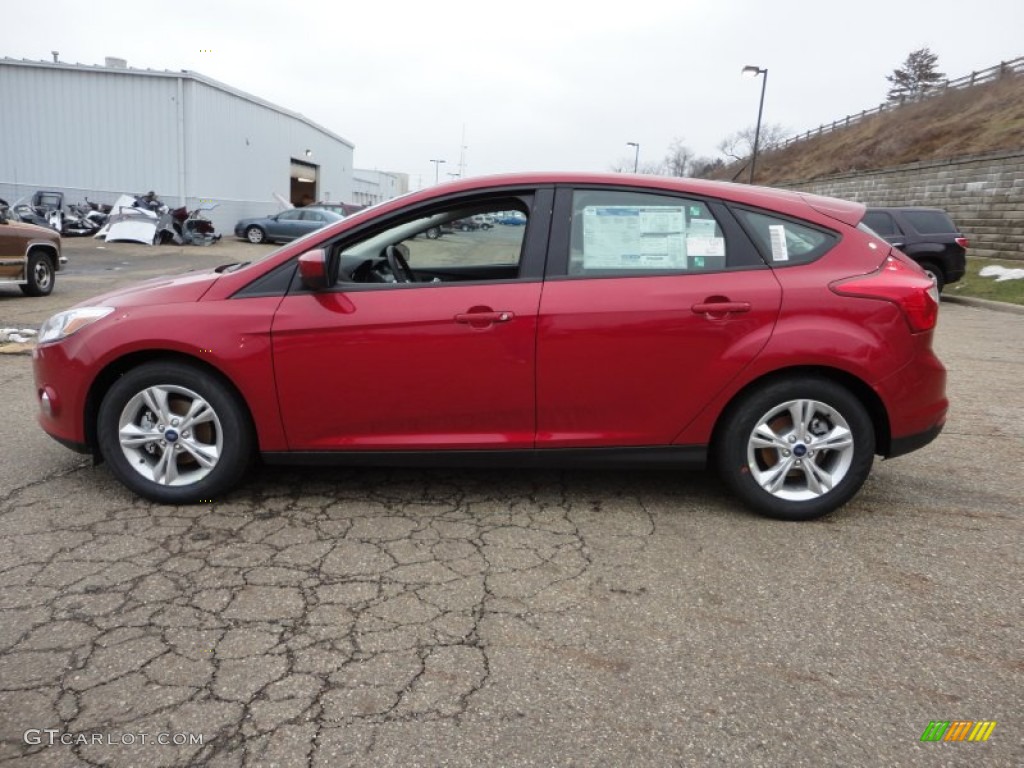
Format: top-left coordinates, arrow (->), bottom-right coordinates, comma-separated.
290,159 -> 319,206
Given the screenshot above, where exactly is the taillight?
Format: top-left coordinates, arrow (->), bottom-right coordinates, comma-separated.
830,256 -> 939,332
955,236 -> 969,249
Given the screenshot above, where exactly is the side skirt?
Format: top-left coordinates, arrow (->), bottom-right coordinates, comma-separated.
262,445 -> 708,470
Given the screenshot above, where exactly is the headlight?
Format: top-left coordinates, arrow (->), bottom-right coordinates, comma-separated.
37,307 -> 115,344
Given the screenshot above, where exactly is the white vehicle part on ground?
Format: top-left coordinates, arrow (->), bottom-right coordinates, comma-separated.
94,195 -> 152,240
104,214 -> 159,245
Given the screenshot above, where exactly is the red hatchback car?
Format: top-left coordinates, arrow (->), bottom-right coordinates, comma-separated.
33,174 -> 947,520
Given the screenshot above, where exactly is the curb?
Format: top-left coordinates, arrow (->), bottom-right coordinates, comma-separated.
941,295 -> 1024,316
0,343 -> 34,355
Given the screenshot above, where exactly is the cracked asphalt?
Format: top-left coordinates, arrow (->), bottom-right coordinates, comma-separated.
0,241 -> 1021,766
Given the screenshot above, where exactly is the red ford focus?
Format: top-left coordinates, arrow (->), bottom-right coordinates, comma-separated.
33,174 -> 947,520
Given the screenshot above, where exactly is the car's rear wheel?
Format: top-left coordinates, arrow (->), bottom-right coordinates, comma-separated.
918,261 -> 945,293
715,377 -> 875,521
97,362 -> 254,504
425,226 -> 441,239
245,226 -> 266,244
20,251 -> 54,297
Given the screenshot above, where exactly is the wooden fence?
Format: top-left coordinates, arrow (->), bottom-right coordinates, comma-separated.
779,56 -> 1024,149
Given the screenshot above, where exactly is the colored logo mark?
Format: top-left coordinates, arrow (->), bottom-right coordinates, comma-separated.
920,721 -> 996,742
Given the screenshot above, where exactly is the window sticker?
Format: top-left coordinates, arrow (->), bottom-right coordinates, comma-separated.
582,206 -> 687,269
685,236 -> 726,257
768,224 -> 789,262
688,218 -> 718,237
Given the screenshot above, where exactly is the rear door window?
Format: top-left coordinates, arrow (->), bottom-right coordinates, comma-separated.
558,189 -> 765,277
862,211 -> 902,237
902,210 -> 956,234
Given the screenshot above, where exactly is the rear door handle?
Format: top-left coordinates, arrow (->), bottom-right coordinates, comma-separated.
691,301 -> 751,316
454,310 -> 514,326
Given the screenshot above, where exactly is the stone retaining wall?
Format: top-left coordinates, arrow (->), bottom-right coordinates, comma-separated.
779,150 -> 1024,260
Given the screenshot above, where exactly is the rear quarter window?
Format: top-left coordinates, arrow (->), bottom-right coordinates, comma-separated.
901,210 -> 957,234
733,208 -> 838,266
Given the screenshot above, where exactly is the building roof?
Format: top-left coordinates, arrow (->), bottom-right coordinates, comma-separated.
0,57 -> 354,149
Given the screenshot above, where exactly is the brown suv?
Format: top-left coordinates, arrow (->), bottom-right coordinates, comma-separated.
0,200 -> 63,296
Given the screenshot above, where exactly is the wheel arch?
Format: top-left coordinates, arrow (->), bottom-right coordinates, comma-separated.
26,243 -> 59,272
83,350 -> 257,457
709,365 -> 892,459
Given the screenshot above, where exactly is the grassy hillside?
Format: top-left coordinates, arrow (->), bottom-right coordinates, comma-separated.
712,74 -> 1024,185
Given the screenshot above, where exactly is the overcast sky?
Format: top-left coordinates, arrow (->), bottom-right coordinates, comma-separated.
3,0 -> 1021,189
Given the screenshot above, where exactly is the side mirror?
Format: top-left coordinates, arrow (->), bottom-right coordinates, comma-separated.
297,248 -> 336,291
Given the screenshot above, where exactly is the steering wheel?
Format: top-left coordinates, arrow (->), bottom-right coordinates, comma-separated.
385,245 -> 415,283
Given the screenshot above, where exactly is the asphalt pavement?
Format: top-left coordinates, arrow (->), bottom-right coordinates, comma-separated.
0,239 -> 1020,766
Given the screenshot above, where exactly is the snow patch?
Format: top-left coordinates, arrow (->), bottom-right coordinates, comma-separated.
979,265 -> 1024,282
0,328 -> 38,344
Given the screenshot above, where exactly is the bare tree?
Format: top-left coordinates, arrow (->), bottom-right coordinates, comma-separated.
689,156 -> 724,179
662,138 -> 694,177
717,123 -> 787,161
609,158 -> 666,175
886,47 -> 945,102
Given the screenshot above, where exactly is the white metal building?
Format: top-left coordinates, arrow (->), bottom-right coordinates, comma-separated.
0,57 -> 355,233
352,170 -> 410,207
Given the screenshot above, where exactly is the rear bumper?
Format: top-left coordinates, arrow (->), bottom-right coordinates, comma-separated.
888,421 -> 945,458
875,335 -> 948,458
946,251 -> 966,284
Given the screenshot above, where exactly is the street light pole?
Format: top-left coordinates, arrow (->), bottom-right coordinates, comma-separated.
430,159 -> 446,185
741,66 -> 768,184
626,141 -> 640,173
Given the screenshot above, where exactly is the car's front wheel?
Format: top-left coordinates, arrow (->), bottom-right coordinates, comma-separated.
245,226 -> 266,244
715,377 -> 875,521
20,251 -> 55,297
97,362 -> 254,504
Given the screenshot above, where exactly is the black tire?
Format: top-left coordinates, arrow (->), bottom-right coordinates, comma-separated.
714,377 -> 875,521
96,362 -> 254,504
20,250 -> 55,297
918,261 -> 945,294
245,226 -> 266,244
425,226 -> 441,240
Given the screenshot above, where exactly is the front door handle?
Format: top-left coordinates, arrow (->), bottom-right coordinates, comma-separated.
691,300 -> 751,316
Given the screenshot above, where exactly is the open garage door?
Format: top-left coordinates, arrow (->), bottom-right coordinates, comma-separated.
290,159 -> 319,206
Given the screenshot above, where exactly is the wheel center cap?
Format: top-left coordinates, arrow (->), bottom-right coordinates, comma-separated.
164,429 -> 179,443
793,443 -> 808,457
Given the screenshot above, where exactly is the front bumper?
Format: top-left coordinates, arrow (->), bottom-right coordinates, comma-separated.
32,338 -> 93,451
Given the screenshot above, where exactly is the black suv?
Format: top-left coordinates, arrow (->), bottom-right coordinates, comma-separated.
862,207 -> 968,293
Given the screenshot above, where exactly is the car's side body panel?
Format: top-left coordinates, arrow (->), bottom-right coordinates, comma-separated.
535,270 -> 782,447
33,296 -> 289,451
270,281 -> 543,450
